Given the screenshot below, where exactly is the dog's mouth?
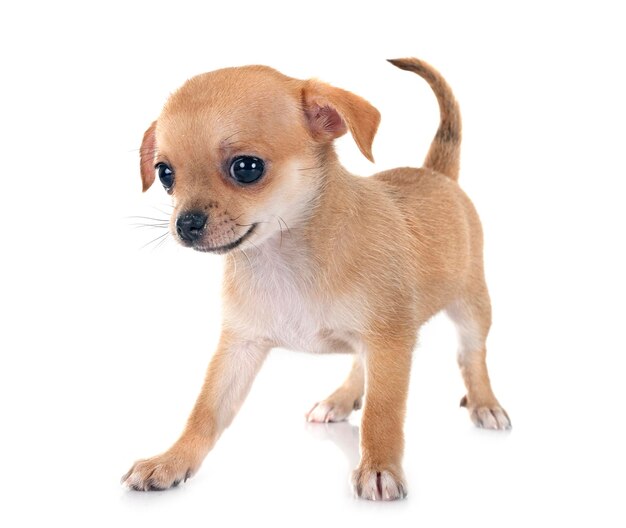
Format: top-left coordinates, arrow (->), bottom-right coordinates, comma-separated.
192,224 -> 256,254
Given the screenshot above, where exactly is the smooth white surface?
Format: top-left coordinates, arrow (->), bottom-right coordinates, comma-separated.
1,1 -> 625,526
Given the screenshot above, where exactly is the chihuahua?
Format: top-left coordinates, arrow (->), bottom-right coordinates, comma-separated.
122,58 -> 511,500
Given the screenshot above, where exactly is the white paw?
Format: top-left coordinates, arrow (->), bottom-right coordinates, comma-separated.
461,396 -> 512,430
471,406 -> 511,430
121,451 -> 197,491
306,397 -> 360,423
351,466 -> 407,501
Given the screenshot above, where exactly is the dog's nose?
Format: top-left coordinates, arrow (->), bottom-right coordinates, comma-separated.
176,212 -> 207,242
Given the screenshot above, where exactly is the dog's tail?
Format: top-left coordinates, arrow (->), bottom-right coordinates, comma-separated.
388,58 -> 462,181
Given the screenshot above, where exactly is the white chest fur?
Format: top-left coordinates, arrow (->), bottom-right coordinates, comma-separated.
224,241 -> 362,355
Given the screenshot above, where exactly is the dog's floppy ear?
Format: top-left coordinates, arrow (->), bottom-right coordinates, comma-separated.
302,80 -> 380,162
139,121 -> 157,192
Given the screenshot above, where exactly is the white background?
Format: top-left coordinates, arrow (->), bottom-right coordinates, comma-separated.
1,1 -> 625,526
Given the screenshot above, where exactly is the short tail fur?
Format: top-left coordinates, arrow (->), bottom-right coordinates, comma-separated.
388,58 -> 462,180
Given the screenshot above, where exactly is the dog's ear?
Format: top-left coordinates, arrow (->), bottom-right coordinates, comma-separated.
302,81 -> 380,162
140,121 -> 157,192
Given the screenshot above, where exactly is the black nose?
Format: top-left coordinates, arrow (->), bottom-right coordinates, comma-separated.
176,212 -> 207,242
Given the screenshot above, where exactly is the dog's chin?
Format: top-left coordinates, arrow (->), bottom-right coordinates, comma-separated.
192,244 -> 237,255
184,224 -> 257,255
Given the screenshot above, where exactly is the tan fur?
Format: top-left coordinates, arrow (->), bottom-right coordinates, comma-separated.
123,58 -> 510,500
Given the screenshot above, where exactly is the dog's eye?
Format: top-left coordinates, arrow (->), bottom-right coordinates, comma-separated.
230,156 -> 265,184
156,163 -> 174,190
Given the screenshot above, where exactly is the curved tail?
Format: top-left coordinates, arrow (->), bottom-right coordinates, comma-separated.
388,58 -> 462,181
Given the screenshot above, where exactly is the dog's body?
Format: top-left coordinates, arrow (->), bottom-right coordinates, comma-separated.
123,58 -> 510,500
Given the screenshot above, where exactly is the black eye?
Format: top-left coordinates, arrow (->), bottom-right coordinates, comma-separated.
230,156 -> 265,184
155,163 -> 174,190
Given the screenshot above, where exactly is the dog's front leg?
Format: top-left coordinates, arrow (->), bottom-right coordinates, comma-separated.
122,330 -> 269,491
352,328 -> 415,500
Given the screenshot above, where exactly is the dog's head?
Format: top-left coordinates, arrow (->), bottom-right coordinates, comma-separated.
140,65 -> 380,253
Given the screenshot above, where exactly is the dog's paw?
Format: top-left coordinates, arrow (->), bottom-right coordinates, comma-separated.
306,396 -> 361,423
351,464 -> 407,501
121,451 -> 197,491
461,396 -> 511,430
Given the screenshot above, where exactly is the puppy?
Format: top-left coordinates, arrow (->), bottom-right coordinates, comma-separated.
122,58 -> 511,500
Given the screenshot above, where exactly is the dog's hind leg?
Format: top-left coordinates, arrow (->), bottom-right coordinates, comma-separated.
447,279 -> 511,430
306,354 -> 364,423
